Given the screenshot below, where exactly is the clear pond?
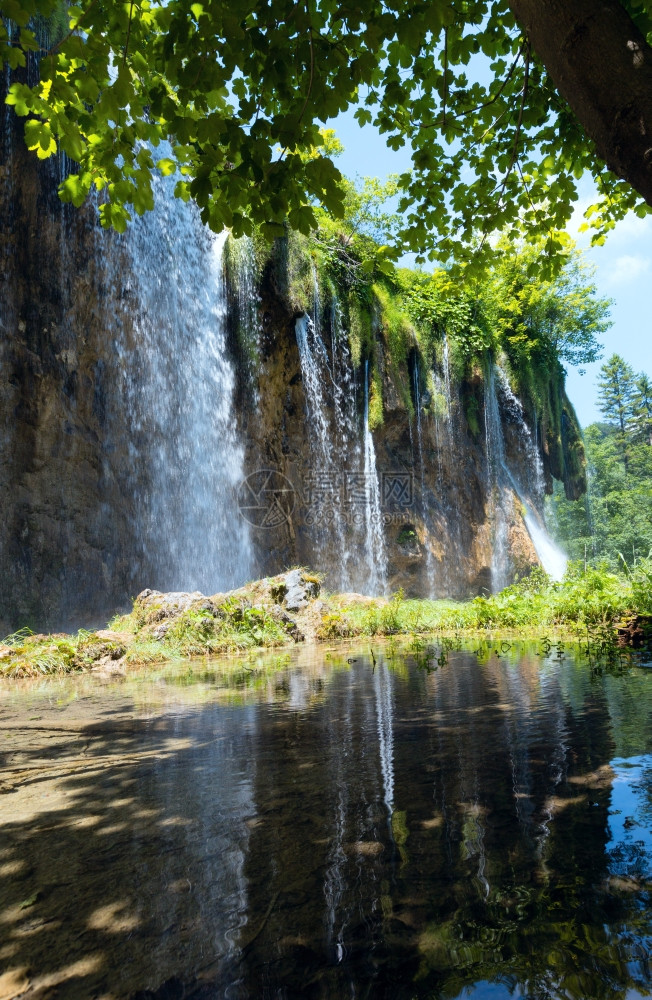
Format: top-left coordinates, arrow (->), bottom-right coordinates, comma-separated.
1,643 -> 652,999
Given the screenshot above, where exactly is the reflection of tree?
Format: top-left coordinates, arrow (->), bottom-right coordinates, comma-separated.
408,656 -> 652,1000
2,652 -> 652,998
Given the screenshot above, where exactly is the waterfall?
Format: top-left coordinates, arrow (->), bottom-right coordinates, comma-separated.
413,361 -> 437,598
496,367 -> 567,581
521,511 -> 568,581
295,313 -> 332,467
363,360 -> 388,596
496,367 -> 544,499
122,172 -> 252,593
329,292 -> 360,590
296,274 -> 393,595
485,364 -> 567,586
228,235 -> 260,394
295,303 -> 354,591
442,333 -> 453,430
484,366 -> 511,591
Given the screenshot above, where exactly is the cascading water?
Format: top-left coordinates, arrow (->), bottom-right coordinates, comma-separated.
295,273 -> 391,595
228,235 -> 260,394
521,511 -> 568,582
484,366 -> 511,591
328,292 -> 361,589
121,170 -> 252,593
295,313 -> 332,467
485,364 -> 567,586
442,334 -> 453,431
496,367 -> 567,580
413,361 -> 437,597
363,360 -> 388,596
295,300 -> 355,591
496,367 -> 544,498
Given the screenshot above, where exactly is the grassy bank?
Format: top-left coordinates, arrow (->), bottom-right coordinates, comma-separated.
1,561 -> 651,679
327,561 -> 652,637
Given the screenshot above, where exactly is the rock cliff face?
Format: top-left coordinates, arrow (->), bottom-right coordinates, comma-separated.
0,89 -> 148,632
0,96 -> 584,631
231,249 -> 581,600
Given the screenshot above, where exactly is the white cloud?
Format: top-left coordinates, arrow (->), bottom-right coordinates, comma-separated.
604,254 -> 650,286
564,177 -> 652,251
604,211 -> 652,248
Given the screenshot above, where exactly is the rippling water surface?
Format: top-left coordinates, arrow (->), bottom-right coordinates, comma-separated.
1,642 -> 652,999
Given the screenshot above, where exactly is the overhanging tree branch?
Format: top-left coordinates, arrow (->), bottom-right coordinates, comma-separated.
507,0 -> 652,207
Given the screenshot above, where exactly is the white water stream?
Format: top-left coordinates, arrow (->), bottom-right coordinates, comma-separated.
485,364 -> 567,585
122,170 -> 253,593
363,360 -> 388,595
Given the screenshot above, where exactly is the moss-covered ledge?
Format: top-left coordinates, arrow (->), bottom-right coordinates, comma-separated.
2,564 -> 650,678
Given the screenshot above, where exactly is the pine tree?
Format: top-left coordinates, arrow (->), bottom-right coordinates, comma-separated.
597,354 -> 636,466
632,373 -> 652,446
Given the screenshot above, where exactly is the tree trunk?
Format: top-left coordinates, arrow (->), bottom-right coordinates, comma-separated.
507,0 -> 652,206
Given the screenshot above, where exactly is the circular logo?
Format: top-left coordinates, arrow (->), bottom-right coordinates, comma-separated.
236,469 -> 296,528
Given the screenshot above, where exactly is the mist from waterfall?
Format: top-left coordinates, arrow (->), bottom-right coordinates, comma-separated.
122,172 -> 252,593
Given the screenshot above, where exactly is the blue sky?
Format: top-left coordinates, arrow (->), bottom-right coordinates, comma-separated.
332,113 -> 652,429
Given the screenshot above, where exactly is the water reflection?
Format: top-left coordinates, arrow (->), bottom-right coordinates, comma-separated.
0,647 -> 651,998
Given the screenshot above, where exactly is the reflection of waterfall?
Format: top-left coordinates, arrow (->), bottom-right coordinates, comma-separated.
485,364 -> 567,587
535,669 -> 572,872
374,662 -> 395,815
124,180 -> 252,593
364,360 -> 388,596
323,682 -> 355,963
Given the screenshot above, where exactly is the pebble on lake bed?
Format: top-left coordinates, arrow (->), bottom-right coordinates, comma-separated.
348,841 -> 384,856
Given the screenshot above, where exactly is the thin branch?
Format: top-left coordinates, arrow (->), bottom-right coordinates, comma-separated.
442,27 -> 448,131
275,23 -> 315,163
418,38 -> 526,132
516,158 -> 537,217
296,26 -> 315,127
477,104 -> 511,143
188,54 -> 207,89
477,43 -> 531,256
123,0 -> 135,67
496,42 -> 530,205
